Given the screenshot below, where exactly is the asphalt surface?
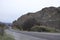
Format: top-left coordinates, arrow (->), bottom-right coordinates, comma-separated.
5,29 -> 60,40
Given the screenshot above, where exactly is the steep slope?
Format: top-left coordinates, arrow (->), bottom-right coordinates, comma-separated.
13,7 -> 60,29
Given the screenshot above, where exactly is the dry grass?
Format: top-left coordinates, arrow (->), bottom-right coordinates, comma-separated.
0,33 -> 15,40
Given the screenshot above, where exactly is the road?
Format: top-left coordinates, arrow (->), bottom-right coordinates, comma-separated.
5,29 -> 60,40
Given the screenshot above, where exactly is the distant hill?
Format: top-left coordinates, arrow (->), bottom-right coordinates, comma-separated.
0,22 -> 12,27
13,7 -> 60,30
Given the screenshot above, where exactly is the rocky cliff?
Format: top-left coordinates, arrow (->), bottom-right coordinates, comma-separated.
13,7 -> 60,29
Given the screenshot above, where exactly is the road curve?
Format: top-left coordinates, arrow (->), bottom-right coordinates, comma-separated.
5,29 -> 60,40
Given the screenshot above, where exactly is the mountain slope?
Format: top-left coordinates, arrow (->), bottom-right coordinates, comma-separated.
13,7 -> 60,30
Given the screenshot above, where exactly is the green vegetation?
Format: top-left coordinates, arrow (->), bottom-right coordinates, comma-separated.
12,19 -> 60,32
0,23 -> 15,40
22,18 -> 37,31
13,25 -> 60,32
31,26 -> 47,32
31,25 -> 60,32
0,33 -> 15,40
0,23 -> 5,36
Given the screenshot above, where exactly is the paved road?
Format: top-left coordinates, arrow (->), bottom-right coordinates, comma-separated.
5,29 -> 60,40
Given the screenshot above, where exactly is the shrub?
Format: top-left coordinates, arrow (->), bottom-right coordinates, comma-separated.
31,26 -> 57,32
0,33 -> 15,40
0,23 -> 5,36
22,18 -> 37,31
31,26 -> 47,32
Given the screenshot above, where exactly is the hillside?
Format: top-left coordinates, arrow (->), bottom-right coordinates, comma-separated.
13,7 -> 60,31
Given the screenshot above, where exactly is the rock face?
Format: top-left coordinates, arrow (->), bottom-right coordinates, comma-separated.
13,7 -> 60,29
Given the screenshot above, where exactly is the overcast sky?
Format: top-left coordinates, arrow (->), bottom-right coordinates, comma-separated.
0,0 -> 60,23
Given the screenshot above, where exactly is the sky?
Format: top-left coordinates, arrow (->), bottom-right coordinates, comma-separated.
0,0 -> 60,23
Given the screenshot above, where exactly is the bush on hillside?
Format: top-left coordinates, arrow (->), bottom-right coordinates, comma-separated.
31,26 -> 47,32
31,26 -> 57,32
22,18 -> 37,31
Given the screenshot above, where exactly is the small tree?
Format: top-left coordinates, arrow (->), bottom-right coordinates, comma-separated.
22,18 -> 37,31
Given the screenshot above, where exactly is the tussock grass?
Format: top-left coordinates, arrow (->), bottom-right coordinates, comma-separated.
0,33 -> 15,40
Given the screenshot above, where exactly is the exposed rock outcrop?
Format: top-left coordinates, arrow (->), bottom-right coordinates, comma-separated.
13,7 -> 60,29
